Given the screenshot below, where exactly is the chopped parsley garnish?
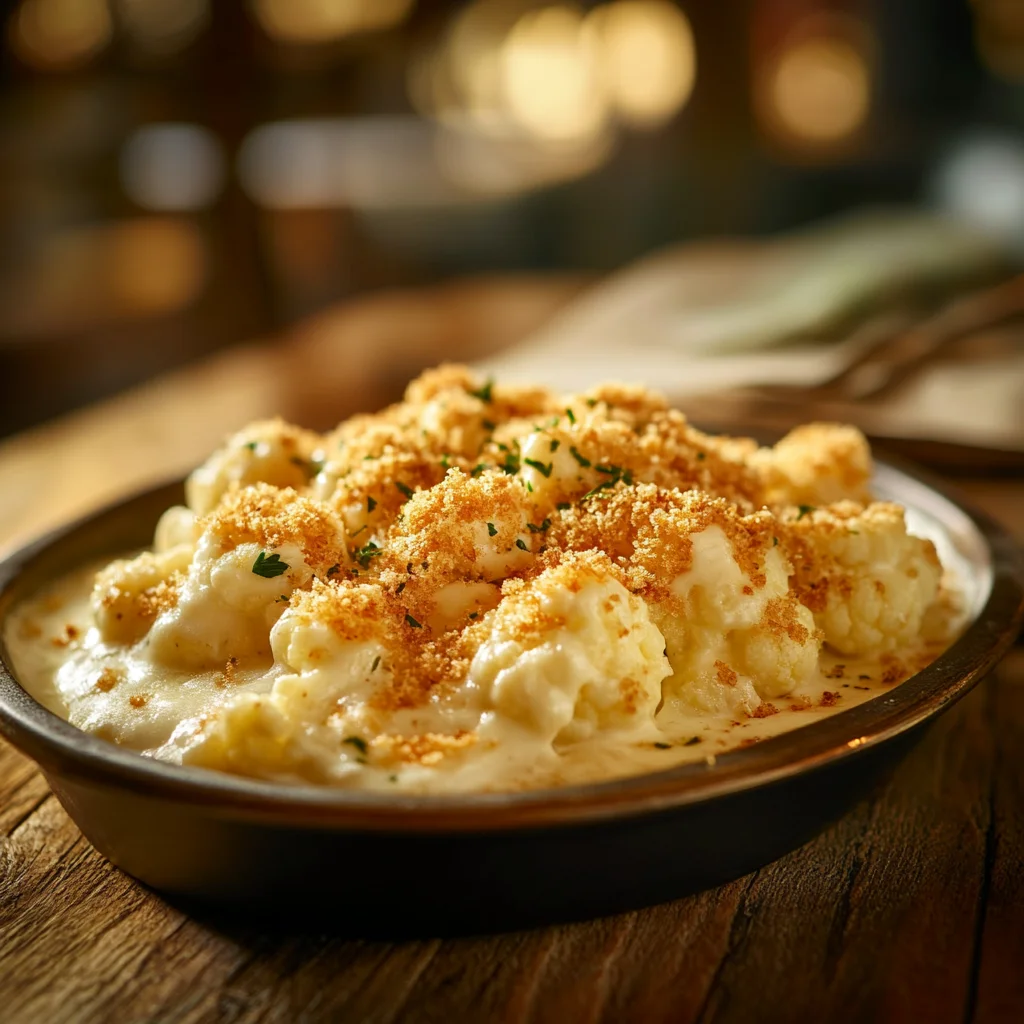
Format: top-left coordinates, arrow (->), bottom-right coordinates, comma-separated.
696,452 -> 706,461
468,378 -> 494,403
525,480 -> 534,492
367,495 -> 377,513
549,439 -> 561,452
515,538 -> 528,551
500,452 -> 521,474
326,563 -> 341,577
471,463 -> 487,477
405,613 -> 422,628
556,502 -> 571,511
526,518 -> 551,533
468,611 -> 479,619
586,398 -> 597,407
569,446 -> 591,468
796,504 -> 816,520
396,481 -> 414,500
684,736 -> 703,746
352,541 -> 382,569
440,454 -> 451,469
349,525 -> 367,539
772,537 -> 779,547
371,656 -> 381,672
580,465 -> 633,500
276,594 -> 289,603
252,551 -> 289,578
244,440 -> 258,452
653,741 -> 672,750
343,736 -> 368,755
363,454 -> 378,461
395,581 -> 406,595
487,522 -> 498,536
565,407 -> 576,424
482,419 -> 496,431
524,458 -> 552,478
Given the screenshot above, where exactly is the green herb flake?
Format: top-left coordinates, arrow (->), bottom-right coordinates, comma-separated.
395,581 -> 406,595
244,440 -> 258,452
252,551 -> 289,578
396,481 -> 415,500
500,453 -> 520,475
565,407 -> 576,424
440,454 -> 451,469
524,458 -> 553,478
568,446 -> 591,468
796,504 -> 817,520
515,538 -> 528,551
468,611 -> 479,620
556,502 -> 571,511
326,563 -> 341,577
343,736 -> 368,755
772,537 -> 779,547
468,378 -> 494,403
367,495 -> 377,513
352,541 -> 382,569
549,439 -> 561,452
276,594 -> 290,603
653,741 -> 672,750
487,522 -> 498,536
405,613 -> 423,628
371,655 -> 381,672
696,452 -> 706,461
586,398 -> 597,407
470,463 -> 487,477
482,419 -> 496,432
349,524 -> 367,539
594,463 -> 620,475
526,518 -> 551,534
684,736 -> 703,746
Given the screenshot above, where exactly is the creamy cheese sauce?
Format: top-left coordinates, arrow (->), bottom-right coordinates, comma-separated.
1,368 -> 976,795
5,555 -> 961,794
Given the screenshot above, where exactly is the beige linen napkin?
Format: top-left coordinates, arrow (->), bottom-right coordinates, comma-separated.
477,209 -> 1022,454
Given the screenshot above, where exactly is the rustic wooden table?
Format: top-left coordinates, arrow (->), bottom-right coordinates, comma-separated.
1,278 -> 1022,1024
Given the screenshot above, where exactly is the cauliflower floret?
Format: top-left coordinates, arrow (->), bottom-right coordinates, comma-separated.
752,423 -> 873,507
144,485 -> 348,669
467,552 -> 670,745
382,469 -> 536,588
186,418 -> 323,516
92,545 -> 192,644
154,505 -> 199,553
781,501 -> 942,656
650,523 -> 821,713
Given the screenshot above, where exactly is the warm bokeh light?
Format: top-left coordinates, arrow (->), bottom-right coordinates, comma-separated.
765,34 -> 870,145
116,0 -> 210,56
251,0 -> 414,44
586,0 -> 696,128
2,219 -> 207,336
8,0 -> 112,70
500,5 -> 607,142
121,124 -> 226,211
109,219 -> 207,314
972,0 -> 1024,81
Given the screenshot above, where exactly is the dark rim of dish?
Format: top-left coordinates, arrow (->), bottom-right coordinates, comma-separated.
0,460 -> 1021,833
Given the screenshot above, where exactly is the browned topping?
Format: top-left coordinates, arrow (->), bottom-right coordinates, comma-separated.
218,657 -> 239,687
94,668 -> 121,692
715,660 -> 738,687
370,729 -> 479,766
129,694 -> 149,709
751,702 -> 779,718
820,690 -> 841,707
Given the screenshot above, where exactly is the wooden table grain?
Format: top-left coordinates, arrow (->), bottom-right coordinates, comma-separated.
1,278 -> 1022,1024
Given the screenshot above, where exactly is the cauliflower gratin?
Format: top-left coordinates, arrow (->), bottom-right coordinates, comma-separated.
7,366 -> 962,793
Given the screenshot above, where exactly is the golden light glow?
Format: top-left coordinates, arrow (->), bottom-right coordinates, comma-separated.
499,5 -> 607,142
972,0 -> 1024,81
109,219 -> 207,314
251,0 -> 414,44
116,0 -> 210,55
586,0 -> 696,127
766,35 -> 870,144
9,0 -> 112,70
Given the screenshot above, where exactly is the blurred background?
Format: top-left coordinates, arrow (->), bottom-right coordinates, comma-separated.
1,0 -> 1022,436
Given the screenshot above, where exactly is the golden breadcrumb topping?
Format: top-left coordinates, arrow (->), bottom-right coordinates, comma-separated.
70,364 -> 954,787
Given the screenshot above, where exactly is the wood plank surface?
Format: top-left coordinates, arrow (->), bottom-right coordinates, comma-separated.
0,277 -> 1022,1023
